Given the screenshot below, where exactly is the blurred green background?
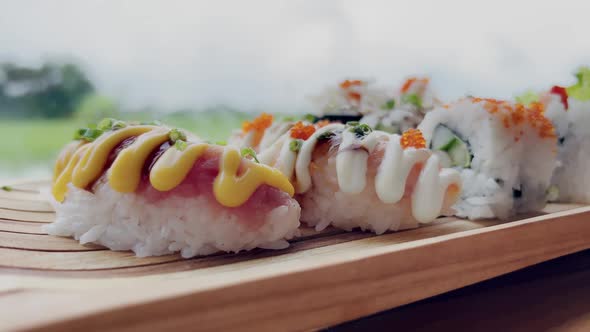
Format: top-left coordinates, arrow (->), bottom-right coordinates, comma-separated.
0,61 -> 250,181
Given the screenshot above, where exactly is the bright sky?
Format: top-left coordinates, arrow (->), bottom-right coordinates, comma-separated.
1,0 -> 589,111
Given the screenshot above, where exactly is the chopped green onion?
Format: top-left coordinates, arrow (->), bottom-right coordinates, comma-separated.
74,128 -> 104,142
351,123 -> 372,137
567,67 -> 590,101
289,139 -> 303,152
303,114 -> 317,123
515,90 -> 540,106
574,67 -> 590,85
174,140 -> 188,151
402,94 -> 422,108
73,128 -> 86,140
282,116 -> 296,122
215,140 -> 227,146
83,129 -> 104,142
97,118 -> 114,131
381,99 -> 396,110
1,185 -> 12,192
112,120 -> 126,130
346,120 -> 372,137
97,118 -> 126,131
241,147 -> 260,163
168,128 -> 187,142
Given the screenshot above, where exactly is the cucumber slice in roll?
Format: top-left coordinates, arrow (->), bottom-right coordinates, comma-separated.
431,125 -> 471,168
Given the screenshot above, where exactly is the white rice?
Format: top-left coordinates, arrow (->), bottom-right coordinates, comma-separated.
44,184 -> 301,258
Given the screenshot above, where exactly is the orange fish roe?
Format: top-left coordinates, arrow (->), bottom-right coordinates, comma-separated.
400,128 -> 426,150
527,102 -> 555,139
347,91 -> 362,103
400,77 -> 429,93
290,121 -> 316,140
469,97 -> 555,139
511,104 -> 526,126
447,184 -> 460,195
316,120 -> 330,128
242,113 -> 273,133
340,79 -> 363,89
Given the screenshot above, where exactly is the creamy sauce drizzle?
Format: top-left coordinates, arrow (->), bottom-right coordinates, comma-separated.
259,122 -> 294,150
295,123 -> 345,193
336,129 -> 383,193
52,126 -> 294,206
260,123 -> 462,223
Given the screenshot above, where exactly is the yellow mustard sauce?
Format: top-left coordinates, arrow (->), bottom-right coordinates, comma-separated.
149,143 -> 209,191
52,144 -> 91,202
213,147 -> 295,207
53,140 -> 85,181
52,126 -> 295,207
71,125 -> 156,190
108,128 -> 170,192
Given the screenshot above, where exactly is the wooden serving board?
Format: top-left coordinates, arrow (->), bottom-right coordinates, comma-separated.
0,180 -> 589,332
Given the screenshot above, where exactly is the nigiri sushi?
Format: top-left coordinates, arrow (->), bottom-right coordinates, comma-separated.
418,98 -> 557,219
45,119 -> 301,258
231,114 -> 462,234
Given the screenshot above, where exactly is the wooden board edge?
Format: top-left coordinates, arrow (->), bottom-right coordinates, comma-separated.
2,206 -> 589,331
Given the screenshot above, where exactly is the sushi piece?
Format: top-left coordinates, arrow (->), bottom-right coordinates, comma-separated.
397,76 -> 440,114
361,108 -> 422,135
307,76 -> 441,133
231,114 -> 462,234
536,67 -> 590,203
308,79 -> 390,124
46,119 -> 301,258
361,76 -> 441,134
418,98 -> 557,219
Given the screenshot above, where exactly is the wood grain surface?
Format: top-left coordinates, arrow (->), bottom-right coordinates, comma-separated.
331,249 -> 590,332
0,179 -> 588,332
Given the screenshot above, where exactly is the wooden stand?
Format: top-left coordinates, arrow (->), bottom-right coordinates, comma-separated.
1,180 -> 589,331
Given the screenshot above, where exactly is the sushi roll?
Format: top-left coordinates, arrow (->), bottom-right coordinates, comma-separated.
397,76 -> 440,114
309,79 -> 390,120
418,98 -> 557,220
538,67 -> 590,203
46,119 -> 301,258
231,114 -> 462,234
361,76 -> 441,134
361,108 -> 422,135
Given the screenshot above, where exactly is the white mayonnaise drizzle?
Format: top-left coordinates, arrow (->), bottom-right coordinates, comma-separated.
295,123 -> 345,193
259,122 -> 294,150
336,130 -> 383,194
374,135 -> 431,203
258,122 -> 461,223
412,155 -> 462,222
240,130 -> 257,149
